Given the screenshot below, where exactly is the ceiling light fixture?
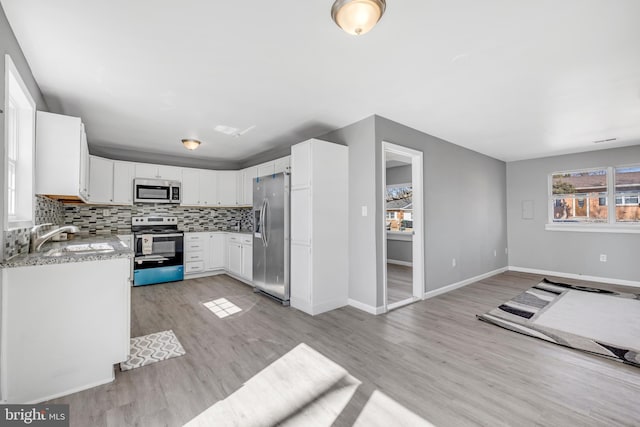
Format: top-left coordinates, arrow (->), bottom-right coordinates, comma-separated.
181,139 -> 201,150
331,0 -> 386,36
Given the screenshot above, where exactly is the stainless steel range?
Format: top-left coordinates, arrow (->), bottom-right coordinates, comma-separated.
132,216 -> 184,286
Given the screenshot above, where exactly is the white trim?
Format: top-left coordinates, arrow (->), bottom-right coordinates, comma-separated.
387,259 -> 412,267
348,299 -> 385,315
387,297 -> 420,311
544,223 -> 640,234
183,269 -> 226,280
381,142 -> 424,314
423,267 -> 508,299
508,266 -> 640,288
4,54 -> 36,232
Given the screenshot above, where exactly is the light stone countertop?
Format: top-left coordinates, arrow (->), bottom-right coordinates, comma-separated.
0,235 -> 134,269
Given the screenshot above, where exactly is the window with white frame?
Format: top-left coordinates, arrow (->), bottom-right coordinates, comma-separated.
549,165 -> 640,226
614,166 -> 640,222
4,55 -> 36,229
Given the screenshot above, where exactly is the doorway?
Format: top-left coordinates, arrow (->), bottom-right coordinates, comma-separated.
382,142 -> 424,311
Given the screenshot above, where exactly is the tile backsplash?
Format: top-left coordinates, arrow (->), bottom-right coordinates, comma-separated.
64,203 -> 254,235
35,195 -> 65,225
2,196 -> 65,260
3,197 -> 253,260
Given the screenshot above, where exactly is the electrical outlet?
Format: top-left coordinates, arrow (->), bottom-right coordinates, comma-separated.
103,209 -> 110,217
599,254 -> 607,262
452,258 -> 456,267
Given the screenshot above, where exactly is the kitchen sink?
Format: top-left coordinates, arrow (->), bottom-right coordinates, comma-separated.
43,243 -> 116,257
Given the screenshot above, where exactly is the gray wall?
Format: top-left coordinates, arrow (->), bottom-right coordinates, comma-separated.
375,116 -> 508,305
386,165 -> 411,186
320,115 -> 508,308
507,145 -> 640,282
387,239 -> 412,263
318,116 -> 377,307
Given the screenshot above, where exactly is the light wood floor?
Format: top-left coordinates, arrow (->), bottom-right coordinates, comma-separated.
387,263 -> 413,303
49,272 -> 640,426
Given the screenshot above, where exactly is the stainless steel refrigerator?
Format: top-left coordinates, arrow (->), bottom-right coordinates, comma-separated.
253,171 -> 290,304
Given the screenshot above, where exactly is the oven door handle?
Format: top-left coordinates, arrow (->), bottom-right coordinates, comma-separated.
135,233 -> 183,238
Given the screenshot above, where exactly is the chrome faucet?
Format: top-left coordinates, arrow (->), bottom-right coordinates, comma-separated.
29,224 -> 80,253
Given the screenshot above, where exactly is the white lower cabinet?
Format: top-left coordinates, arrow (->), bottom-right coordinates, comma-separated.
227,234 -> 253,280
184,232 -> 251,282
228,242 -> 242,276
242,238 -> 253,281
207,233 -> 227,270
1,258 -> 131,403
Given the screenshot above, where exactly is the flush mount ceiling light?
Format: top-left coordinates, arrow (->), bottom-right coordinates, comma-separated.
181,139 -> 201,150
331,0 -> 386,36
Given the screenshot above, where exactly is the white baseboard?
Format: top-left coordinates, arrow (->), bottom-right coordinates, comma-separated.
387,259 -> 413,267
508,266 -> 640,288
291,298 -> 348,316
348,299 -> 385,315
183,270 -> 225,280
423,267 -> 508,300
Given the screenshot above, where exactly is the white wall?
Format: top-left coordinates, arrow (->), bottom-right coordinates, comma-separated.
506,145 -> 640,282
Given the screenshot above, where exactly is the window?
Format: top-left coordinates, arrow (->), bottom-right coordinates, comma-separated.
386,184 -> 412,232
550,169 -> 608,223
615,166 -> 640,222
4,55 -> 36,229
548,165 -> 640,230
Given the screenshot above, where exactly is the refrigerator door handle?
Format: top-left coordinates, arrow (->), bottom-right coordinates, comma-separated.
263,198 -> 270,247
260,199 -> 267,247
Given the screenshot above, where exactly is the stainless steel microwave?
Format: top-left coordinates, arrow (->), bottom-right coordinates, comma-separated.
134,179 -> 181,204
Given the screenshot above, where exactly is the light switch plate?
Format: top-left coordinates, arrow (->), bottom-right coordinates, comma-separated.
361,206 -> 368,216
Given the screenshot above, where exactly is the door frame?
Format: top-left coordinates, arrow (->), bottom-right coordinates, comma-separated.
381,142 -> 424,312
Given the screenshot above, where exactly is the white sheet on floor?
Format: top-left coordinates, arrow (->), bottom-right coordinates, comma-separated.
533,290 -> 640,350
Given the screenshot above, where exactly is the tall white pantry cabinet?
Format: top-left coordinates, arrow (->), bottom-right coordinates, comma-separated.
290,139 -> 348,315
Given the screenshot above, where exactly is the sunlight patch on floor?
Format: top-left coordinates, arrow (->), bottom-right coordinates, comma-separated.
203,298 -> 242,318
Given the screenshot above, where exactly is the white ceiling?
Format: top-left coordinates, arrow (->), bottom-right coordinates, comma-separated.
3,0 -> 640,164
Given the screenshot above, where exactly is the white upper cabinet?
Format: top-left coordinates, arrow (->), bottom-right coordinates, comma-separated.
134,163 -> 157,179
274,155 -> 291,174
199,170 -> 218,206
134,163 -> 181,181
256,162 -> 275,179
240,166 -> 257,206
88,157 -> 134,205
291,144 -> 310,188
217,171 -> 238,206
88,156 -> 114,204
112,161 -> 135,205
181,168 -> 200,205
79,126 -> 90,198
157,165 -> 182,181
35,111 -> 90,201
